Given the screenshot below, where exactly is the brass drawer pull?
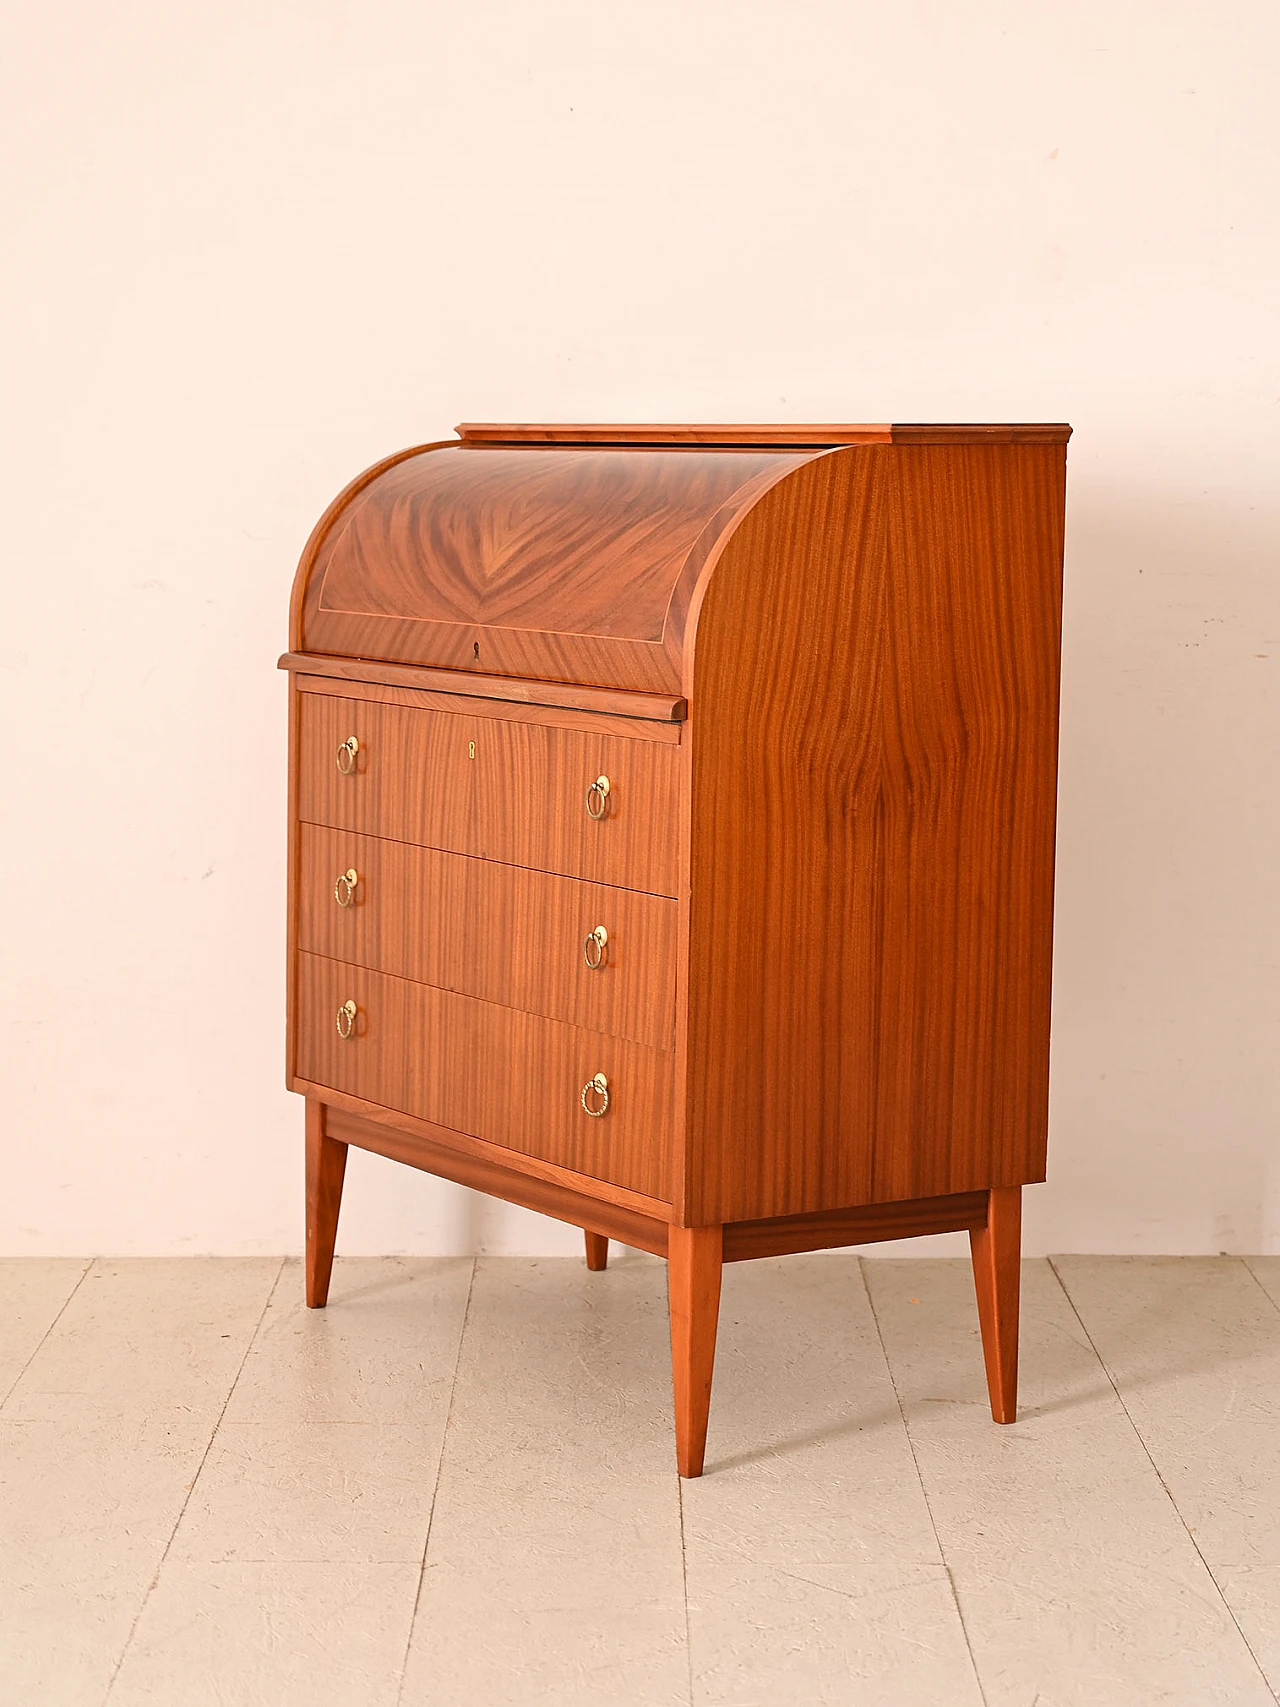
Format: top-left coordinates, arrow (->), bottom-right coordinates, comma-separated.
335,998 -> 358,1040
581,1072 -> 610,1117
583,925 -> 609,970
334,868 -> 359,908
585,774 -> 611,819
336,736 -> 359,775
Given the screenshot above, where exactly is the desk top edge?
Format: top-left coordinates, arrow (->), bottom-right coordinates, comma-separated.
455,422 -> 1073,446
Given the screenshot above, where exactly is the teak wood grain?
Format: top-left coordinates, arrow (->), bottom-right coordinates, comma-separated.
458,422 -> 1072,446
971,1185 -> 1023,1423
298,691 -> 680,896
298,1078 -> 672,1219
720,1191 -> 990,1262
279,652 -> 686,723
304,1098 -> 346,1308
294,672 -> 682,745
668,1225 -> 723,1478
298,823 -> 677,1050
678,442 -> 1065,1225
286,421 -> 1068,1474
322,1104 -> 672,1255
295,442 -> 811,692
295,952 -> 673,1200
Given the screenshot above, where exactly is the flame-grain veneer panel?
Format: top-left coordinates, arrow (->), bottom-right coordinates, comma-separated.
298,442 -> 812,689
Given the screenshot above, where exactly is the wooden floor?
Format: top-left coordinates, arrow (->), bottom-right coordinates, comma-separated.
3,1252 -> 1279,1705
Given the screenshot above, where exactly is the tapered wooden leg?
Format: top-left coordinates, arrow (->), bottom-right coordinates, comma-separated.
584,1230 -> 609,1270
305,1098 -> 347,1309
667,1224 -> 723,1478
969,1185 -> 1022,1423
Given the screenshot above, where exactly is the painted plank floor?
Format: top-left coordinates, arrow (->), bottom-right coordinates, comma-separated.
0,1253 -> 1276,1706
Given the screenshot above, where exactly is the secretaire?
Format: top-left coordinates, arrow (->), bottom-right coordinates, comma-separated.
280,421 -> 1070,1476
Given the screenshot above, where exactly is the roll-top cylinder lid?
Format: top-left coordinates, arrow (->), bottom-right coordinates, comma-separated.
289,423 -> 1071,696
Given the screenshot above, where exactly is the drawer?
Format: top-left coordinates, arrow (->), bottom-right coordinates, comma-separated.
295,953 -> 673,1201
298,691 -> 679,895
298,824 -> 677,1050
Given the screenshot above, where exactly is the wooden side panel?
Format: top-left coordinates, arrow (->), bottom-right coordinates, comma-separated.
298,444 -> 811,691
867,446 -> 1063,1204
285,680 -> 302,1085
297,691 -> 680,896
299,824 -> 677,1050
682,442 -> 1065,1223
296,952 -> 673,1200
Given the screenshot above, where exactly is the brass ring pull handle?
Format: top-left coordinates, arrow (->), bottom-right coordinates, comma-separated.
334,869 -> 359,908
585,775 -> 611,819
336,736 -> 359,775
582,925 -> 609,970
335,998 -> 358,1040
580,1072 -> 610,1117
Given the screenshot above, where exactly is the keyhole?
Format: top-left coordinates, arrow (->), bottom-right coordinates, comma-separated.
468,741 -> 476,760
473,642 -> 479,661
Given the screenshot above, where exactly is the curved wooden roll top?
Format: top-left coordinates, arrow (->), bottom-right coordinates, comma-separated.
293,440 -> 814,694
289,423 -> 1071,699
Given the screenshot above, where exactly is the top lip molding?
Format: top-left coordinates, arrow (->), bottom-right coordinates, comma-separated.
455,422 -> 1073,447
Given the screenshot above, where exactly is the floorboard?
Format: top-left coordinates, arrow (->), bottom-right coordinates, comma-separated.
1054,1255 -> 1280,1698
863,1256 -> 1275,1707
0,1254 -> 1276,1706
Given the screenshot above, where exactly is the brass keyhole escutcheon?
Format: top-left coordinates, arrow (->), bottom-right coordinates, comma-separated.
585,775 -> 611,820
335,998 -> 358,1040
580,1072 -> 610,1117
583,926 -> 609,970
468,740 -> 476,760
336,736 -> 359,775
334,869 -> 359,908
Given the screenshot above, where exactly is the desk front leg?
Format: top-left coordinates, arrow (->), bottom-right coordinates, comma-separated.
969,1185 -> 1022,1423
305,1098 -> 348,1308
668,1224 -> 723,1478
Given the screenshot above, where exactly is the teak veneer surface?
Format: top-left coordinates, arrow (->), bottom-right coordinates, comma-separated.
680,442 -> 1065,1223
299,824 -> 677,1050
297,444 -> 811,691
720,1192 -> 990,1262
299,1078 -> 672,1219
296,953 -> 673,1200
294,673 -> 682,746
286,420 -> 1069,1472
322,1104 -> 672,1256
298,691 -> 680,896
457,422 -> 1072,446
279,653 -> 686,724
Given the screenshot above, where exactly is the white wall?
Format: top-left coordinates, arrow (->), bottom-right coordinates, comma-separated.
3,2 -> 1276,1257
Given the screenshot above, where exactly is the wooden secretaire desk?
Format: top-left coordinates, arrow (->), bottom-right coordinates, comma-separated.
281,421 -> 1069,1476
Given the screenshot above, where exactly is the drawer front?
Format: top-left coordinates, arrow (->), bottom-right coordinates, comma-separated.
296,952 -> 673,1201
299,825 -> 677,1051
298,691 -> 679,895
